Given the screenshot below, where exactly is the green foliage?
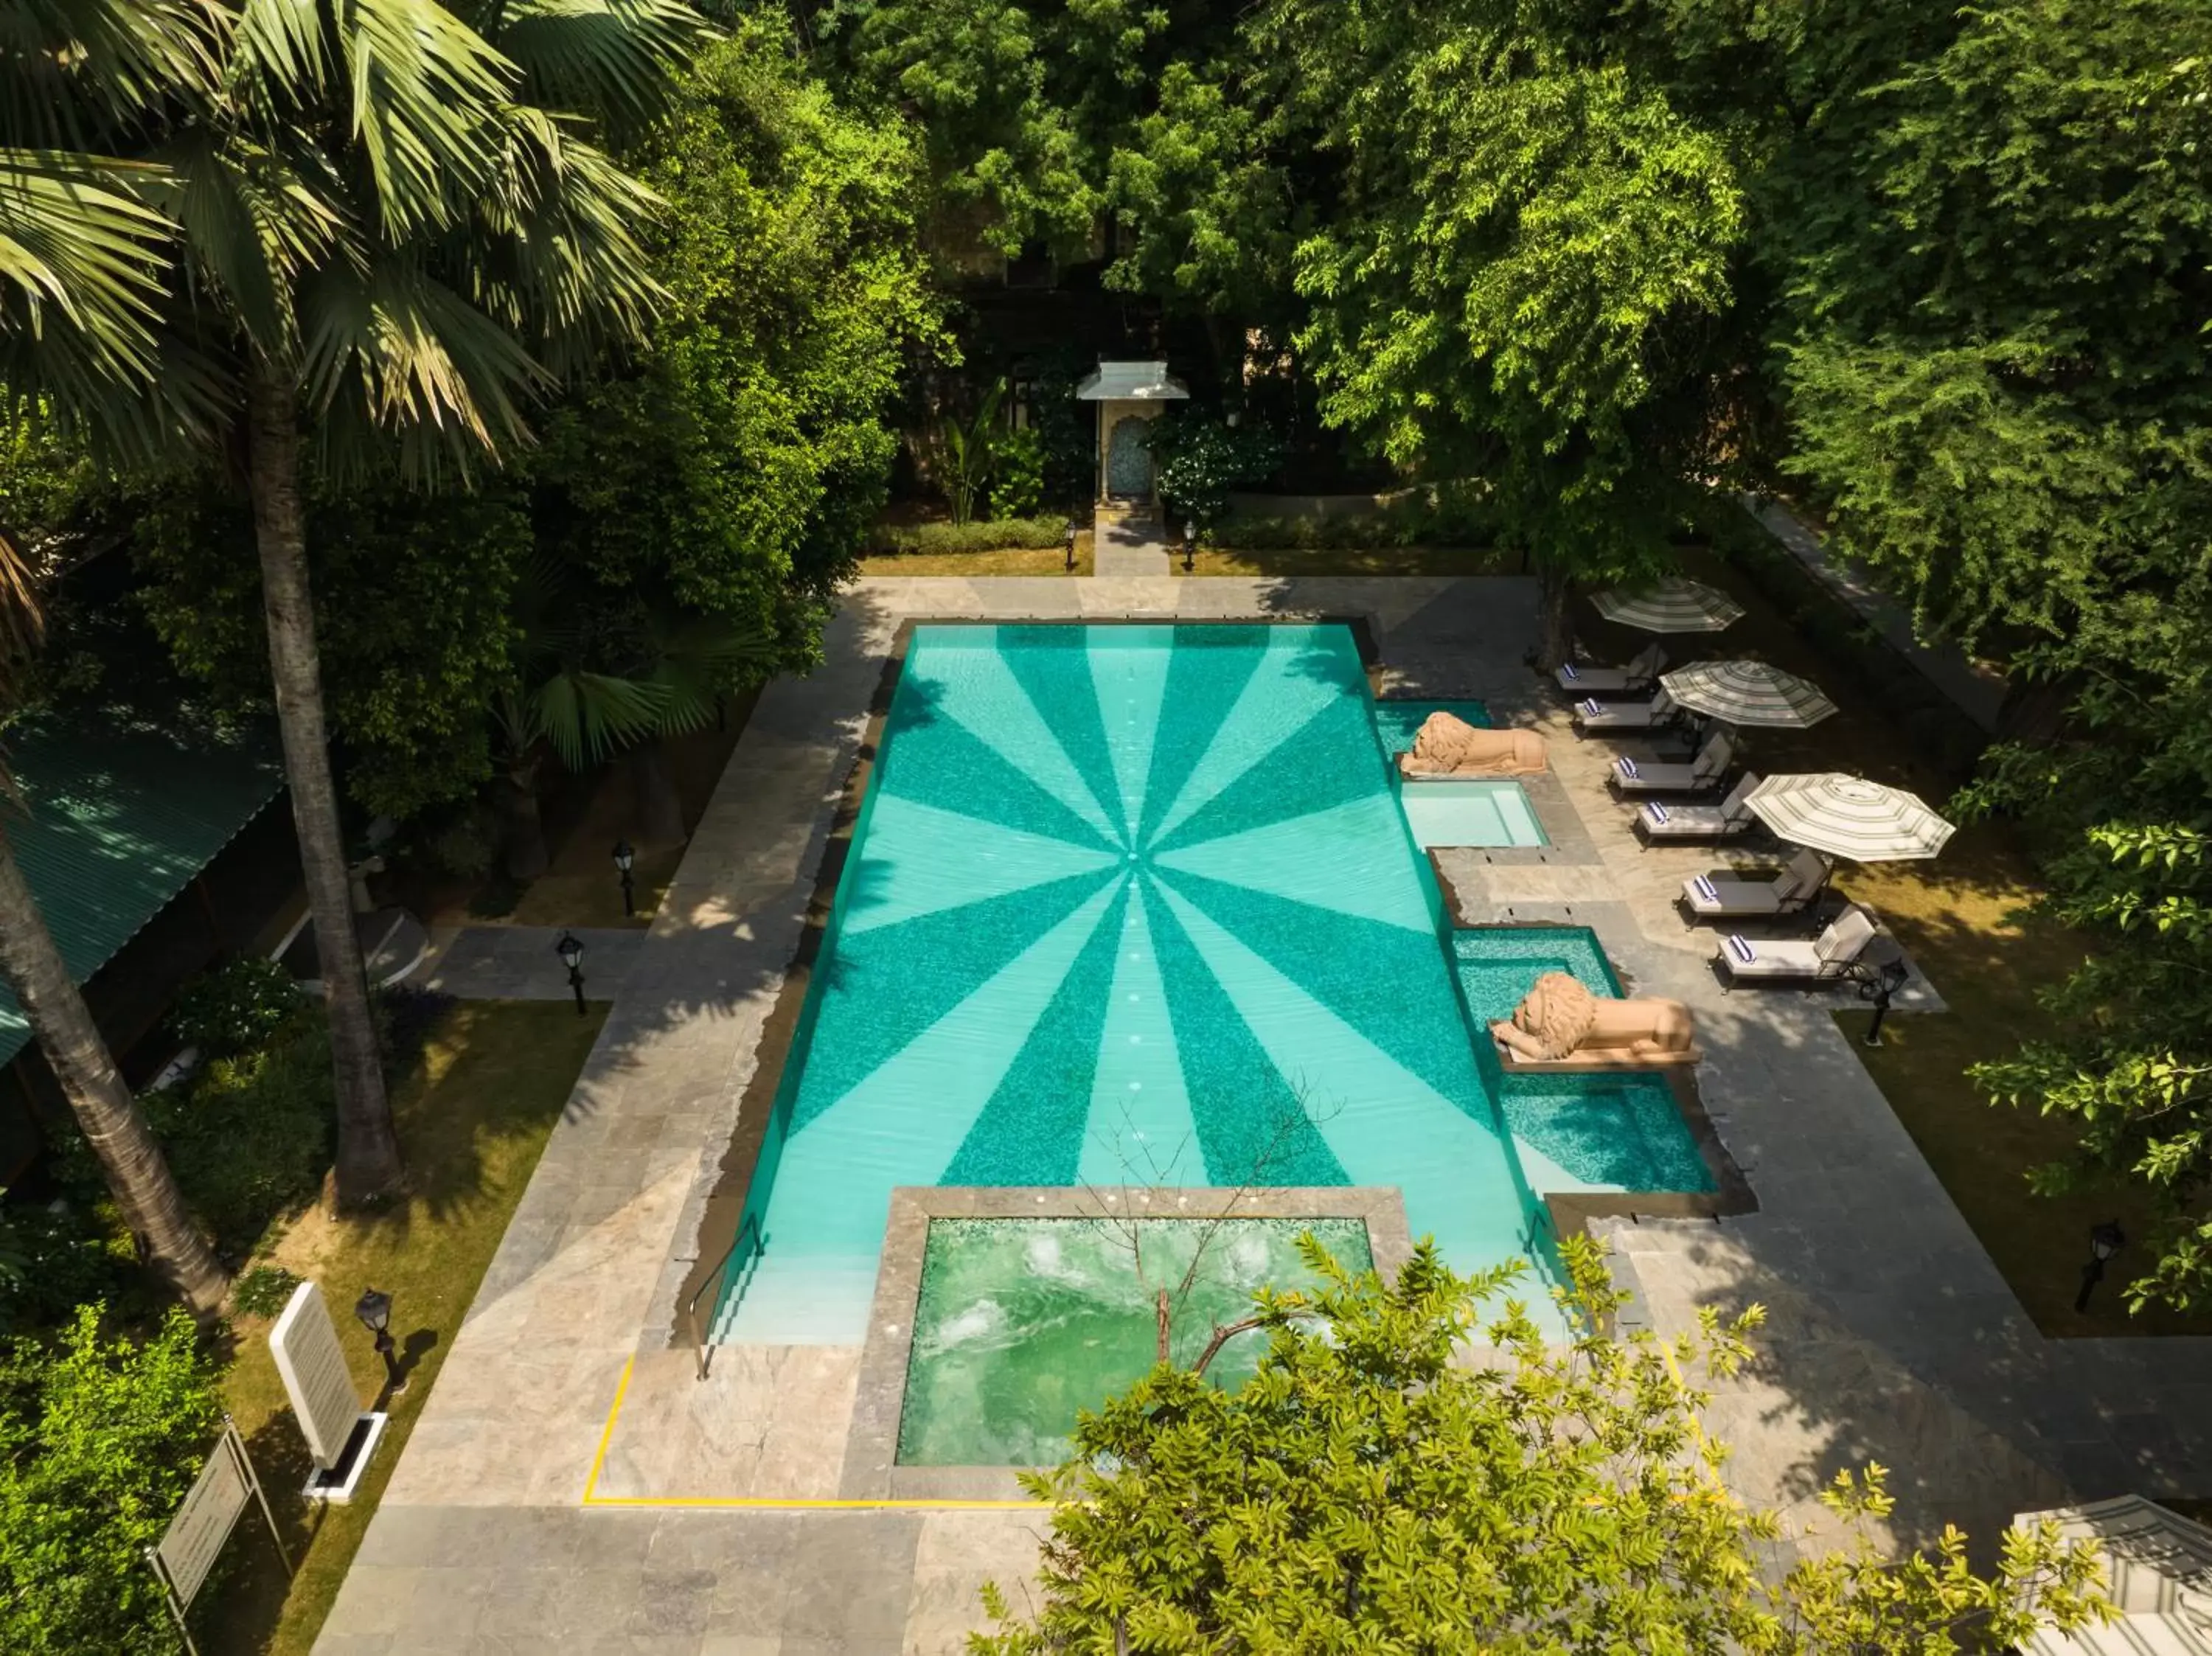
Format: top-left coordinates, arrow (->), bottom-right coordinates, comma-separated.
230,1263 -> 303,1319
987,427 -> 1046,520
1213,484 -> 1501,551
539,18 -> 942,669
0,1304 -> 223,1655
132,479 -> 526,819
0,1200 -> 114,1340
934,380 -> 1004,525
865,517 -> 1070,554
1147,412 -> 1283,527
975,1236 -> 2112,1654
167,956 -> 303,1061
142,1015 -> 335,1259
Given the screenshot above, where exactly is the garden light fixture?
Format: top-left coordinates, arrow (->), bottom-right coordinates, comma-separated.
613,839 -> 636,916
1065,523 -> 1077,572
2074,1220 -> 2126,1312
1183,519 -> 1196,573
354,1287 -> 404,1391
555,931 -> 586,1015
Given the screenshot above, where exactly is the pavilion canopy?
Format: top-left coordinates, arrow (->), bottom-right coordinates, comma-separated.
1074,361 -> 1189,400
2017,1496 -> 2212,1656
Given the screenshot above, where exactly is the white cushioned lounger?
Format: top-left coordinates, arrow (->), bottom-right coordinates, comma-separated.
1573,687 -> 1677,734
1637,773 -> 1761,843
1679,848 -> 1829,922
1555,643 -> 1665,696
1612,729 -> 1735,795
1716,905 -> 1878,987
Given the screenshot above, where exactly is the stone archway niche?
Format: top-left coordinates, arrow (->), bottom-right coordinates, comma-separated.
1073,360 -> 1189,504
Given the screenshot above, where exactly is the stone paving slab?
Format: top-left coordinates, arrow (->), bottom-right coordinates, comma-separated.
417,925 -> 646,1001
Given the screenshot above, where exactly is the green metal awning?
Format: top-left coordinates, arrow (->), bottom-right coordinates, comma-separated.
0,713 -> 284,1069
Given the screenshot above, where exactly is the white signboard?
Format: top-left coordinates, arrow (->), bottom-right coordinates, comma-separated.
271,1281 -> 364,1469
156,1432 -> 248,1605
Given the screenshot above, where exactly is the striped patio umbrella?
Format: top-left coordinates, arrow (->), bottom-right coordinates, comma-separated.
1590,577 -> 1746,633
1746,773 -> 1957,862
1659,659 -> 1838,728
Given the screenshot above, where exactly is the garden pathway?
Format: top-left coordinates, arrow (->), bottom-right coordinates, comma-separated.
1090,509 -> 1173,575
315,573 -> 2209,1655
414,924 -> 645,1002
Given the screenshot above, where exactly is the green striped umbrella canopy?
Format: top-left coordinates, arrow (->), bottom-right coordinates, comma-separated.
1658,659 -> 1838,728
1745,773 -> 1957,862
1590,577 -> 1746,633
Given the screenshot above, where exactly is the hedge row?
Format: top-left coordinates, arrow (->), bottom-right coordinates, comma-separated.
865,516 -> 1071,554
1210,495 -> 1500,551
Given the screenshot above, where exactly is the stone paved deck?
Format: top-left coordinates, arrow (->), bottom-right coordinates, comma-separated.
316,574 -> 2210,1653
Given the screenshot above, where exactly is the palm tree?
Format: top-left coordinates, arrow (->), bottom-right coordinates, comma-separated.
142,0 -> 695,1203
0,0 -> 231,1313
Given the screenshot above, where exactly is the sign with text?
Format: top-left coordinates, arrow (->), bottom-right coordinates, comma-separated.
271,1281 -> 364,1469
156,1429 -> 248,1606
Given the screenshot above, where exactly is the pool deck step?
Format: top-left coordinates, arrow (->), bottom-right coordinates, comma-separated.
709,1255 -> 882,1347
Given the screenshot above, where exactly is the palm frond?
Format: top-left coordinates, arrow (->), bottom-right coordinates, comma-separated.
468,106 -> 664,371
0,0 -> 222,150
327,0 -> 520,239
531,667 -> 668,769
481,0 -> 709,129
299,253 -> 547,475
0,528 -> 44,800
0,148 -> 173,375
639,610 -> 775,734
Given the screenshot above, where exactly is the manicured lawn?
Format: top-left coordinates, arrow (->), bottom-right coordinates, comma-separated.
857,537 -> 1092,577
198,1000 -> 607,1655
1183,543 -> 1512,577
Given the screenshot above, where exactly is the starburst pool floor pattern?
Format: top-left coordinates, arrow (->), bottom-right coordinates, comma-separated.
716,624 -> 1551,1343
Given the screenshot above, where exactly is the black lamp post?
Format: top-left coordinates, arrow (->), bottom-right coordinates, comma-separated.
354,1287 -> 404,1392
612,839 -> 636,917
555,930 -> 585,1015
1064,523 -> 1078,573
1182,519 -> 1197,573
2074,1220 -> 2126,1313
1842,957 -> 1911,1048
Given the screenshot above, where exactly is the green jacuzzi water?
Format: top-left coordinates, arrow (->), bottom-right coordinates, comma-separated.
897,1216 -> 1372,1467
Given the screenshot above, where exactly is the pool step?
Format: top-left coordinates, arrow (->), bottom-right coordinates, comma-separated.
708,1255 -> 881,1347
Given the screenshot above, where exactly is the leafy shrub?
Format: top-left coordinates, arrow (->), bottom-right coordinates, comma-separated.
866,516 -> 1071,554
1150,411 -> 1284,526
0,1201 -> 116,1338
0,1304 -> 223,1655
990,427 -> 1046,518
144,1015 -> 335,1257
168,955 -> 302,1060
231,1264 -> 303,1318
1211,483 -> 1500,550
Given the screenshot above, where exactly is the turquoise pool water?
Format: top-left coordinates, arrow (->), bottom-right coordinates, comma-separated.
1454,928 -> 1715,1196
1371,698 -> 1492,751
1398,780 -> 1548,849
716,624 -> 1553,1343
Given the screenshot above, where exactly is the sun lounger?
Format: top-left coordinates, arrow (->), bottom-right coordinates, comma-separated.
1677,848 -> 1830,925
1610,729 -> 1736,796
1554,643 -> 1665,697
1634,773 -> 1761,846
1714,905 -> 1879,989
1573,687 -> 1681,737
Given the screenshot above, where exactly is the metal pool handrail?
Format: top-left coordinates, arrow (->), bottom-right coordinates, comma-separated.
684,1211 -> 761,1382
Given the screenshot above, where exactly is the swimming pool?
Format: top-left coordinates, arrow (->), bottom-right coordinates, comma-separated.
1398,779 -> 1548,849
715,624 -> 1553,1343
1455,928 -> 1715,1195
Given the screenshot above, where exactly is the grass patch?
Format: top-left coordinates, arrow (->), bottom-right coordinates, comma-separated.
197,1000 -> 606,1655
1183,544 -> 1514,577
1624,531 -> 2212,1337
857,540 -> 1093,577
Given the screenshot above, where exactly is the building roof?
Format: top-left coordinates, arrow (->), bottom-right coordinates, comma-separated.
2018,1497 -> 2212,1656
0,712 -> 283,1068
1074,361 -> 1189,400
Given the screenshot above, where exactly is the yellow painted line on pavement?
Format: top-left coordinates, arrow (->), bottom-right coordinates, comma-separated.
580,1353 -> 1051,1512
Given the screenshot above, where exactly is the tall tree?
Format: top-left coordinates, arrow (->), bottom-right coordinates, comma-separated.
86,0 -> 693,1203
0,0 -> 229,1313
